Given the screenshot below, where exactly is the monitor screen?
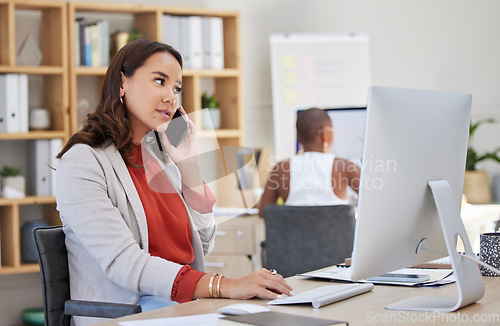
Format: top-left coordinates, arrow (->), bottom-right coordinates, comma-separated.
350,86 -> 484,310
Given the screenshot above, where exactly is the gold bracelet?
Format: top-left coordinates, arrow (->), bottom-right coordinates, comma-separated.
212,277 -> 220,298
215,275 -> 225,298
212,275 -> 219,298
208,273 -> 218,298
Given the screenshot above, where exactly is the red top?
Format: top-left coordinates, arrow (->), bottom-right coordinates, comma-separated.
127,146 -> 215,302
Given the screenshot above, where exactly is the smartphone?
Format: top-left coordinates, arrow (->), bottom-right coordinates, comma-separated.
165,109 -> 189,147
367,273 -> 430,283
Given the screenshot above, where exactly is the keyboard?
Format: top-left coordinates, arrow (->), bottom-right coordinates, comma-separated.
267,283 -> 374,308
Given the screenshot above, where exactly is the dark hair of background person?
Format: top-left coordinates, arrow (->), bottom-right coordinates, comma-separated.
296,108 -> 332,144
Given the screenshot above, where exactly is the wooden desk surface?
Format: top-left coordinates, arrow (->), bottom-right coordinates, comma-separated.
96,274 -> 500,326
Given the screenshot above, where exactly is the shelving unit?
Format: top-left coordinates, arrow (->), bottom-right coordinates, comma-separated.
67,2 -> 244,149
0,0 -> 68,275
67,2 -> 159,131
0,196 -> 60,275
0,1 -> 245,276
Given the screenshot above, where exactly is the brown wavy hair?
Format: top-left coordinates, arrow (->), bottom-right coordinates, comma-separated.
57,39 -> 182,165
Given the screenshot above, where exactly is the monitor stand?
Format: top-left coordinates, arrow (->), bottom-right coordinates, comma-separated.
385,179 -> 485,311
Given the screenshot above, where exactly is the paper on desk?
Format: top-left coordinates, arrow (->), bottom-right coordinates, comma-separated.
301,267 -> 454,287
118,313 -> 221,326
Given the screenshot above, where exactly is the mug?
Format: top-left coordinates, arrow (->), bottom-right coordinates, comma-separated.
479,232 -> 500,276
29,108 -> 51,130
201,108 -> 221,130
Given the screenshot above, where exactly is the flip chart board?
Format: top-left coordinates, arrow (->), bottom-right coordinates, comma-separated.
270,33 -> 372,160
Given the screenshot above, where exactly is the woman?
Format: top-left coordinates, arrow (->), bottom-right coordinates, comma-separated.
56,39 -> 293,325
259,108 -> 360,215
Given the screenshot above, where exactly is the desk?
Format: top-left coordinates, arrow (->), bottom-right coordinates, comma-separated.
96,273 -> 500,326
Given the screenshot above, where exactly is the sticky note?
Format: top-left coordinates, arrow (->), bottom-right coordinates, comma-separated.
281,55 -> 295,69
283,72 -> 297,86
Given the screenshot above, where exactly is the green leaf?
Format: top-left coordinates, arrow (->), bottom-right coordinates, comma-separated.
466,119 -> 499,170
469,118 -> 495,139
201,93 -> 219,108
0,165 -> 21,177
128,27 -> 144,43
466,147 -> 478,171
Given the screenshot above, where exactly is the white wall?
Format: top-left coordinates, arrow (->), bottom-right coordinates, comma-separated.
3,0 -> 500,324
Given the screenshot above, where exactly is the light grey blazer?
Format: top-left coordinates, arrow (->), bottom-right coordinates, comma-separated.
56,142 -> 216,325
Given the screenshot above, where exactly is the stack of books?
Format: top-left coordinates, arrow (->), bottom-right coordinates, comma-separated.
74,18 -> 110,67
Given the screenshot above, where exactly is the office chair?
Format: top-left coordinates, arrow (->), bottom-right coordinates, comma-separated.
262,204 -> 356,278
33,226 -> 141,326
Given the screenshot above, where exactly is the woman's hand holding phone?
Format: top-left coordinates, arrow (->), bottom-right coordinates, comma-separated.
158,107 -> 205,193
165,108 -> 190,147
160,106 -> 198,164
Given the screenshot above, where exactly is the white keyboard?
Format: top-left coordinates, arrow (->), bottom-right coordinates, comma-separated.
267,283 -> 374,308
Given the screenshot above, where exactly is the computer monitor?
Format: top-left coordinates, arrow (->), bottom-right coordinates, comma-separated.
350,86 -> 484,311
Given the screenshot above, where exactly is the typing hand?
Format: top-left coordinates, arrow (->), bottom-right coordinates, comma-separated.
220,268 -> 295,300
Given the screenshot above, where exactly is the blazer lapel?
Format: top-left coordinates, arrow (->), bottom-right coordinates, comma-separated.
103,144 -> 150,251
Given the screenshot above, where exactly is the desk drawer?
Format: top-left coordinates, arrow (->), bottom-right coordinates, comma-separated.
211,223 -> 254,255
204,254 -> 254,278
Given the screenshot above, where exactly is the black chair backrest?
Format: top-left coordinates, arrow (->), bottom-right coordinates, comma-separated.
33,226 -> 70,326
263,204 -> 356,278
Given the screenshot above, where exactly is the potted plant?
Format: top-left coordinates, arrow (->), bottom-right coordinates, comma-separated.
0,165 -> 26,199
128,26 -> 147,43
201,92 -> 221,129
463,118 -> 500,204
